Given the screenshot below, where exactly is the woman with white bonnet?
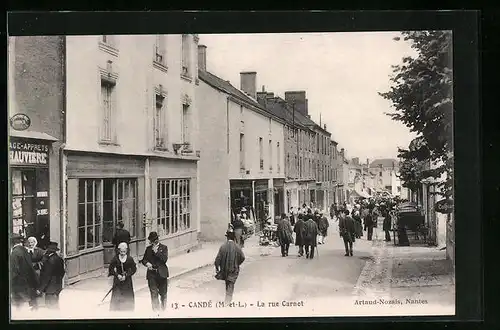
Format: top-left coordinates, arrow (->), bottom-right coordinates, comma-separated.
26,236 -> 45,309
108,242 -> 137,311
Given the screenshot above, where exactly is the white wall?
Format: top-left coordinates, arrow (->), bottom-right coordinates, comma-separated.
65,34 -> 198,154
228,101 -> 285,180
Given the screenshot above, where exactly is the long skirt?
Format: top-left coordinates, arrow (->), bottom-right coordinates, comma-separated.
110,279 -> 135,311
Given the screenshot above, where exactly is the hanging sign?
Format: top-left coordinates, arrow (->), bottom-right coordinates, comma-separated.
10,113 -> 31,131
10,141 -> 49,166
435,199 -> 454,214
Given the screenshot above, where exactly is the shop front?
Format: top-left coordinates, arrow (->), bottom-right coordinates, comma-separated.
273,179 -> 285,217
65,151 -> 146,283
149,157 -> 199,254
230,180 -> 254,222
10,135 -> 58,249
254,179 -> 269,232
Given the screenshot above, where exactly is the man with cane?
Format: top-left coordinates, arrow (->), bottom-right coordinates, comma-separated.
140,232 -> 169,312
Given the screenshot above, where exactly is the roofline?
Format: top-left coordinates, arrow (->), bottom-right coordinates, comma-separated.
199,73 -> 287,126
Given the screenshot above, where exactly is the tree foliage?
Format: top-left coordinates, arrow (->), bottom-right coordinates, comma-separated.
380,31 -> 453,198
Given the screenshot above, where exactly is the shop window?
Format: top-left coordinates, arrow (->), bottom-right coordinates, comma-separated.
78,178 -> 138,251
156,178 -> 191,237
11,169 -> 36,238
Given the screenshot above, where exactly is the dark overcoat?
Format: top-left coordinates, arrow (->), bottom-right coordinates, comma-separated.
318,216 -> 330,237
293,219 -> 306,246
108,255 -> 137,311
277,219 -> 294,245
303,219 -> 318,247
214,241 -> 245,283
39,251 -> 65,295
10,245 -> 38,295
339,216 -> 356,243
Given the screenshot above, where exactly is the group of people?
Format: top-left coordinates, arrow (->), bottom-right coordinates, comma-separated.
10,235 -> 65,311
106,223 -> 169,313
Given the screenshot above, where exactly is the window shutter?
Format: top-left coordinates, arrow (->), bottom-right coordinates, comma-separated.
66,179 -> 79,256
159,35 -> 166,57
112,85 -> 118,142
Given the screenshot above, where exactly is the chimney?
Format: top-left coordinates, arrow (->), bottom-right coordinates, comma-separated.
366,158 -> 370,166
340,148 -> 345,159
198,45 -> 207,71
284,91 -> 307,116
261,85 -> 265,92
240,71 -> 257,99
323,124 -> 327,130
256,91 -> 268,107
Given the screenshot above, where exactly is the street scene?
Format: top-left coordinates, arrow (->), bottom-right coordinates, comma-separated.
9,30 -> 455,320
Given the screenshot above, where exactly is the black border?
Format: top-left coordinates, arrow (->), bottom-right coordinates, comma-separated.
5,11 -> 481,325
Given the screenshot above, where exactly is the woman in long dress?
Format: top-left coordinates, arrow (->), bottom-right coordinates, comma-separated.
108,242 -> 137,311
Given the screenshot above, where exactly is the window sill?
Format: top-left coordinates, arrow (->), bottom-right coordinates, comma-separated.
99,140 -> 120,146
153,61 -> 168,73
154,146 -> 169,152
99,42 -> 119,57
181,74 -> 193,83
68,245 -> 104,258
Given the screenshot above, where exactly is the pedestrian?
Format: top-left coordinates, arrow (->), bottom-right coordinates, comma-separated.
214,229 -> 245,304
277,214 -> 294,257
303,214 -> 319,259
37,241 -> 65,310
231,214 -> 245,248
352,209 -> 363,239
10,234 -> 38,311
339,210 -> 356,257
26,236 -> 45,309
383,210 -> 392,242
140,232 -> 169,312
112,222 -> 131,255
318,212 -> 330,245
108,242 -> 137,312
329,203 -> 335,220
364,210 -> 375,241
293,214 -> 306,257
289,207 -> 297,226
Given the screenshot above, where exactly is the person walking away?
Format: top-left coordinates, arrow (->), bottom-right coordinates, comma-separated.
231,215 -> 245,248
318,212 -> 330,245
383,210 -> 392,242
303,215 -> 319,259
10,234 -> 38,311
277,214 -> 294,257
26,236 -> 45,309
330,204 -> 335,220
293,214 -> 306,257
37,241 -> 65,310
112,222 -> 131,255
215,229 -> 245,304
108,242 -> 137,311
140,232 -> 169,312
339,210 -> 356,256
364,210 -> 375,241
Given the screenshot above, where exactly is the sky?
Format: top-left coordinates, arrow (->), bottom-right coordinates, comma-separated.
199,32 -> 419,162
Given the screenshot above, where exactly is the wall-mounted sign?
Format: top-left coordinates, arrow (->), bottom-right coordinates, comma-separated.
435,199 -> 454,214
10,141 -> 49,166
10,114 -> 31,131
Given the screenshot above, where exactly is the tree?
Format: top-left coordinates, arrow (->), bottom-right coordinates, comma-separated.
380,31 -> 453,199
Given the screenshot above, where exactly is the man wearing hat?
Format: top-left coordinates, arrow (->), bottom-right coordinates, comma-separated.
214,228 -> 245,304
140,231 -> 169,312
10,234 -> 38,310
38,241 -> 65,309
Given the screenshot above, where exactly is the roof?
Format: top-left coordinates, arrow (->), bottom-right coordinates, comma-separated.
369,158 -> 399,168
199,70 -> 284,123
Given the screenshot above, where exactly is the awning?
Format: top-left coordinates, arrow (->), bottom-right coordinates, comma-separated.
10,130 -> 58,142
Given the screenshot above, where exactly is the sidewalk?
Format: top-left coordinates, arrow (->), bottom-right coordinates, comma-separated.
59,235 -> 263,307
353,226 -> 455,315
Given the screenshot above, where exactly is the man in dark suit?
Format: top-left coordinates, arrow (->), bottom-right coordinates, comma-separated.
10,234 -> 38,311
37,241 -> 65,309
140,231 -> 169,312
112,222 -> 131,255
339,209 -> 356,257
